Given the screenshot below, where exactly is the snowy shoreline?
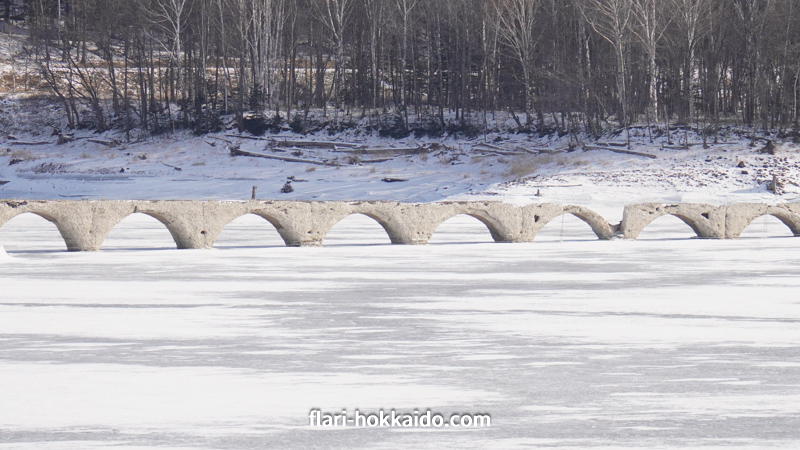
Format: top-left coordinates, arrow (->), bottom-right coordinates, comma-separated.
1,126 -> 799,209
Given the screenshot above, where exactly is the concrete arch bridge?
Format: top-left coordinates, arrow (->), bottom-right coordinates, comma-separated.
1,200 -> 799,251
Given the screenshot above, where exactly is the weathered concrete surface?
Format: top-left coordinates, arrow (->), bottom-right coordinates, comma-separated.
724,203 -> 800,238
4,200 -> 798,251
622,203 -> 800,239
621,203 -> 727,240
0,200 -> 617,251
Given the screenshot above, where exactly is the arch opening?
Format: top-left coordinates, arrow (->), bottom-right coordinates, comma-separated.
323,213 -> 392,246
636,214 -> 700,240
0,212 -> 67,253
738,214 -> 797,239
101,213 -> 179,250
428,214 -> 496,244
535,213 -> 601,242
214,213 -> 286,248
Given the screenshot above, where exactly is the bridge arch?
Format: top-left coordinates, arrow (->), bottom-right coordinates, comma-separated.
99,211 -> 185,250
212,211 -> 288,248
534,206 -> 616,240
729,210 -> 800,238
738,213 -> 799,237
321,212 -> 395,245
429,212 -> 502,243
621,204 -> 722,239
635,214 -> 704,239
0,209 -> 59,227
0,211 -> 69,251
533,212 -> 605,241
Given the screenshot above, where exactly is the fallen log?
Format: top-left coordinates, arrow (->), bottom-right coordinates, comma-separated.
58,193 -> 91,198
230,146 -> 327,165
160,162 -> 182,171
0,180 -> 9,186
662,142 -> 728,150
225,134 -> 271,141
529,148 -> 564,154
382,177 -> 408,183
274,140 -> 362,149
584,145 -> 657,159
474,148 -> 527,156
472,142 -> 504,150
332,147 -> 422,155
9,141 -> 51,146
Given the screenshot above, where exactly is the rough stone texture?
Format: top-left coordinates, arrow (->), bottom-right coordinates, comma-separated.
621,203 -> 727,240
0,200 -> 617,251
5,200 -> 798,251
724,203 -> 800,238
622,203 -> 800,239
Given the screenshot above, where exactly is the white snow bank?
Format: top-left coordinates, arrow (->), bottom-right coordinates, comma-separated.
0,245 -> 8,259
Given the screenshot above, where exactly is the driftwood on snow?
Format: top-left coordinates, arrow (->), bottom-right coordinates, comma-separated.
9,141 -> 51,146
225,134 -> 271,141
332,147 -> 423,155
528,148 -> 565,154
229,146 -> 328,165
584,145 -> 658,159
472,142 -> 504,150
160,162 -> 182,171
473,148 -> 527,156
273,140 -> 362,149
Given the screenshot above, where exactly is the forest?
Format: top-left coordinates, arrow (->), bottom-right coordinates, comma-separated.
5,0 -> 800,139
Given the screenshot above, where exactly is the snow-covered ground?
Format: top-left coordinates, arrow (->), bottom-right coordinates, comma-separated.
1,125 -> 799,210
1,213 -> 800,449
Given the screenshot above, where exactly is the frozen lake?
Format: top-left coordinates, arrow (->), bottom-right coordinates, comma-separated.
1,212 -> 800,449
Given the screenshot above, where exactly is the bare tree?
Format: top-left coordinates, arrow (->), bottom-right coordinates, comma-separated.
364,0 -> 387,110
669,0 -> 713,128
310,0 -> 355,109
732,0 -> 775,127
630,0 -> 668,124
584,0 -> 633,140
142,0 -> 192,104
496,0 -> 542,126
394,0 -> 420,125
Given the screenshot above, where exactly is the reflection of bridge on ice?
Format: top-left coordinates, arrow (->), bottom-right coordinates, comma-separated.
1,200 -> 800,251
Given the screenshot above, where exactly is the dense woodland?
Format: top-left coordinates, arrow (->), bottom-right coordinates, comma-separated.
5,0 -> 800,139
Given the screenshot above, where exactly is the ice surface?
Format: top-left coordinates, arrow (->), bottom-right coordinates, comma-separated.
1,214 -> 800,449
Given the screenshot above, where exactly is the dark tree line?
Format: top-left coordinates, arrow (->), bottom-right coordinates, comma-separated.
9,0 -> 800,138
